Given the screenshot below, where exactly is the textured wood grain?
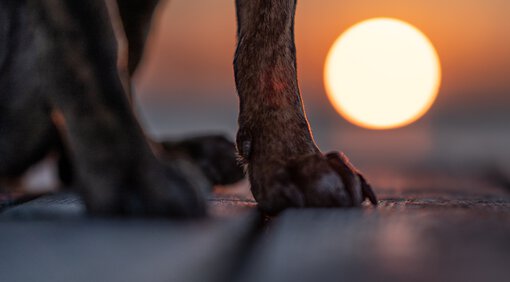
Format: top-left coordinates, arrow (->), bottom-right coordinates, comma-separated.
0,184 -> 259,282
238,172 -> 510,282
2,172 -> 510,282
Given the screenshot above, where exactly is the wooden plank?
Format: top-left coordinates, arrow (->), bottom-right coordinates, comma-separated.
0,192 -> 44,212
240,208 -> 510,282
1,181 -> 255,219
5,172 -> 509,282
0,214 -> 258,282
0,185 -> 260,282
0,192 -> 85,219
238,173 -> 510,282
209,180 -> 257,218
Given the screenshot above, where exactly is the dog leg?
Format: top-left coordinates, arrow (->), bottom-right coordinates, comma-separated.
115,0 -> 160,76
114,1 -> 245,186
0,1 -> 62,186
234,0 -> 377,214
34,0 -> 207,217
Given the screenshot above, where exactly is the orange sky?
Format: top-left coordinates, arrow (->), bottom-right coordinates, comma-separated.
131,0 -> 510,168
136,0 -> 510,113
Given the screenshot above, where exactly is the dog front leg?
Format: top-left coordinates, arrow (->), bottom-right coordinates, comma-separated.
35,0 -> 207,217
234,0 -> 377,214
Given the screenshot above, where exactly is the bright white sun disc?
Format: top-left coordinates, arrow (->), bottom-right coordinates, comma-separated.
324,18 -> 441,129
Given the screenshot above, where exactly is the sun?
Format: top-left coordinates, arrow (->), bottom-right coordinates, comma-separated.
324,18 -> 442,130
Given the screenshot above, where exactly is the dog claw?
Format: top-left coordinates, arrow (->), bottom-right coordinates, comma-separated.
326,151 -> 377,206
250,151 -> 377,214
359,173 -> 378,205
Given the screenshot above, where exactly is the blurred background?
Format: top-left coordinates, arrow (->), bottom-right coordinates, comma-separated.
133,0 -> 510,175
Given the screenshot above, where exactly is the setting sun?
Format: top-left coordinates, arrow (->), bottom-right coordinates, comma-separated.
324,18 -> 442,130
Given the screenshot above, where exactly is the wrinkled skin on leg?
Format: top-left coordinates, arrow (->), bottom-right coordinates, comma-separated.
234,0 -> 377,214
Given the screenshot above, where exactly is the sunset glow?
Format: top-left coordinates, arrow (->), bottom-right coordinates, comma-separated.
324,18 -> 442,130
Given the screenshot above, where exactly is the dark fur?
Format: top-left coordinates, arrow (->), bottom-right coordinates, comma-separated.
0,0 -> 376,217
234,0 -> 376,214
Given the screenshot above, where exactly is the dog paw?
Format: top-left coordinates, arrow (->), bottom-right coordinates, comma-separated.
249,151 -> 377,215
82,156 -> 208,218
160,135 -> 245,186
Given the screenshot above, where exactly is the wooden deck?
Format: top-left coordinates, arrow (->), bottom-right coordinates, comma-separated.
1,170 -> 510,282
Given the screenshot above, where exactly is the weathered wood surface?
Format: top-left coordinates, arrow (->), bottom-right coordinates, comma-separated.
1,192 -> 85,219
0,180 -> 257,220
238,171 -> 510,282
0,183 -> 259,282
1,171 -> 510,282
0,192 -> 44,212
